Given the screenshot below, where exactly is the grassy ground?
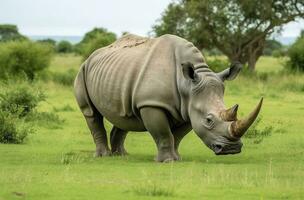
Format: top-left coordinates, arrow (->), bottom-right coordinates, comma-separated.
1,55 -> 304,199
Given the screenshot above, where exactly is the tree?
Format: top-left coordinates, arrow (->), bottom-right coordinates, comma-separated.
0,24 -> 27,42
287,36 -> 304,71
75,27 -> 116,55
263,39 -> 283,56
56,40 -> 73,53
37,38 -> 56,46
81,34 -> 117,59
153,0 -> 304,71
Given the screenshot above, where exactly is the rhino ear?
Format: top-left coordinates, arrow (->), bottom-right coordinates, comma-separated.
217,61 -> 242,81
181,62 -> 199,82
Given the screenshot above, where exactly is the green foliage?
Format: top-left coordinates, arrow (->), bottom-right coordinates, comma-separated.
0,40 -> 53,80
153,0 -> 304,71
207,58 -> 229,72
37,38 -> 56,51
0,24 -> 27,42
0,83 -> 45,117
263,39 -> 283,56
52,68 -> 77,86
75,27 -> 116,59
286,37 -> 304,72
0,81 -> 42,144
56,40 -> 73,53
0,111 -> 33,144
81,33 -> 116,59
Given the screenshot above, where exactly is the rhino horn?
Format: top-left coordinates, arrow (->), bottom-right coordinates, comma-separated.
221,104 -> 238,121
229,98 -> 263,138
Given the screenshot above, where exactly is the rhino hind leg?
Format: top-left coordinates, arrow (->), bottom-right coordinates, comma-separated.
110,126 -> 128,156
140,107 -> 179,162
74,68 -> 111,157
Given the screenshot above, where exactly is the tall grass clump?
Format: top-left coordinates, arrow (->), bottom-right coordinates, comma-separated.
0,40 -> 53,80
244,117 -> 273,144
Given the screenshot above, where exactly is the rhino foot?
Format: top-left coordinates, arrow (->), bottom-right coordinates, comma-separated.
155,151 -> 179,162
111,148 -> 129,156
94,146 -> 112,157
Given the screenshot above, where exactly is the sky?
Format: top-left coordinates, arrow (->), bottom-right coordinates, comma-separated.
0,0 -> 303,38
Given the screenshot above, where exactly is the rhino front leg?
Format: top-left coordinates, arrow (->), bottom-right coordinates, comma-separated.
110,126 -> 128,156
140,107 -> 178,162
171,123 -> 192,160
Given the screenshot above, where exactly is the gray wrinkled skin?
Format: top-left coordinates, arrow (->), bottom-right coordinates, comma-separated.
74,34 -> 243,162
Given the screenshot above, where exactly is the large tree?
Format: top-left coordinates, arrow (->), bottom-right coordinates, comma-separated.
75,27 -> 116,56
0,24 -> 27,42
153,0 -> 304,71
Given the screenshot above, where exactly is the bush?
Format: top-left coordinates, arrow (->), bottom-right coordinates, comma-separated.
0,83 -> 45,117
286,37 -> 304,72
56,40 -> 73,53
74,27 -> 116,59
0,41 -> 53,80
0,111 -> 33,144
52,69 -> 77,86
81,33 -> 116,59
207,58 -> 229,72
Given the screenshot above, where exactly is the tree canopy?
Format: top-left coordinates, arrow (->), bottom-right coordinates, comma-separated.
0,24 -> 27,42
153,0 -> 304,70
75,27 -> 116,57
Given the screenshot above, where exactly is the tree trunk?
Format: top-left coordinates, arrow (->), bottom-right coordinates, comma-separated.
247,54 -> 257,71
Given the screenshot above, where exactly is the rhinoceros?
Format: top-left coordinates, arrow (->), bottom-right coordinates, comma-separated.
74,34 -> 263,162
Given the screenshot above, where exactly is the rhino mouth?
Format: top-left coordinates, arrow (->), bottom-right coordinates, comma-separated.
211,142 -> 243,155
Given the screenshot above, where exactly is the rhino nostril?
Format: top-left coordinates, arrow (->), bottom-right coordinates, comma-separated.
215,144 -> 222,150
212,144 -> 223,153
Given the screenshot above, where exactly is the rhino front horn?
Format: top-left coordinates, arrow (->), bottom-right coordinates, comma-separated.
229,98 -> 263,138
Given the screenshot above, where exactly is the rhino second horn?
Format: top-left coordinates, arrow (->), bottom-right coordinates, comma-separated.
221,104 -> 238,121
230,98 -> 263,138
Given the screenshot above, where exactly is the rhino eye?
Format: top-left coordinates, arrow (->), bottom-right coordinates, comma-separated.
204,115 -> 214,129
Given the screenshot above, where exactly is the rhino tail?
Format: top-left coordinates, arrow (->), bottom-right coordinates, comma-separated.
73,62 -> 95,117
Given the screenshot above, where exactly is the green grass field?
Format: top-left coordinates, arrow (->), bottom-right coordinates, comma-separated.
1,55 -> 304,200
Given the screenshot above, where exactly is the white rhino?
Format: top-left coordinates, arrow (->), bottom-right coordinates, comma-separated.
74,34 -> 262,162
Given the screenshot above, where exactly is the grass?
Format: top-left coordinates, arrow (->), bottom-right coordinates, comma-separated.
0,55 -> 304,199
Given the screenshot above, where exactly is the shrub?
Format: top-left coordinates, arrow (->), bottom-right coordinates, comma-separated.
56,40 -> 73,53
0,83 -> 45,117
0,111 -> 33,144
81,33 -> 116,59
74,27 -> 116,58
207,58 -> 229,72
0,24 -> 27,42
52,69 -> 77,86
0,41 -> 53,80
286,37 -> 304,72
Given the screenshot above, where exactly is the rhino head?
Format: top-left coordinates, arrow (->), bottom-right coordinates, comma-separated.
180,61 -> 263,155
